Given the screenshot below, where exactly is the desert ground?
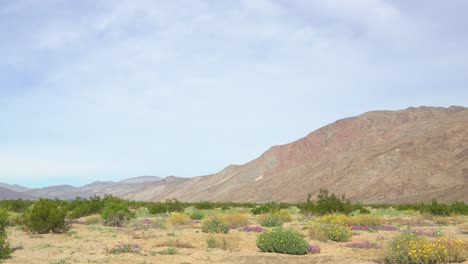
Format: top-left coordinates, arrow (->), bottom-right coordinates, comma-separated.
3,208 -> 468,264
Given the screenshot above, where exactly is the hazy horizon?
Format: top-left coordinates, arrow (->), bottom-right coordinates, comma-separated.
1,1 -> 468,188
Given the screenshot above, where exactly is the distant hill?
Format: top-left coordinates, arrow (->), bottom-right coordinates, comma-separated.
1,106 -> 467,203
0,183 -> 30,192
0,176 -> 173,200
0,186 -> 35,200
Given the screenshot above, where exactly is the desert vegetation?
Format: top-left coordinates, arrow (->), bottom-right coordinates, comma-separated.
0,191 -> 467,263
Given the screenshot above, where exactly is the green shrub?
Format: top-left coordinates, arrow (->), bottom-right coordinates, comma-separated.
101,203 -> 134,227
251,202 -> 281,215
190,211 -> 205,220
258,214 -> 283,227
202,216 -> 230,233
135,207 -> 150,217
0,209 -> 12,260
6,212 -> 25,226
24,199 -> 69,234
257,228 -> 309,255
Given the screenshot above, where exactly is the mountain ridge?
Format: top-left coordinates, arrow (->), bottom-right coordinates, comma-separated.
1,106 -> 467,203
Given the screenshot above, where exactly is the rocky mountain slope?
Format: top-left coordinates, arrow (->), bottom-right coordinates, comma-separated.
120,106 -> 467,203
1,106 -> 467,203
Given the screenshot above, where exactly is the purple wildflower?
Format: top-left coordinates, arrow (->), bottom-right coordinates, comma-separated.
307,244 -> 321,254
345,241 -> 380,249
243,226 -> 264,232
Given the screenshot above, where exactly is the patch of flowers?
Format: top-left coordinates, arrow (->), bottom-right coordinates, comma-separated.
410,229 -> 443,237
243,226 -> 264,232
310,222 -> 352,242
104,243 -> 140,254
383,232 -> 467,263
345,241 -> 380,249
257,228 -> 309,255
307,244 -> 321,254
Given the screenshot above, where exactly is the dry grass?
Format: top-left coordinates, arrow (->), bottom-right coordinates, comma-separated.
220,213 -> 250,227
461,223 -> 468,234
154,238 -> 194,248
308,223 -> 328,242
206,234 -> 240,252
128,230 -> 157,240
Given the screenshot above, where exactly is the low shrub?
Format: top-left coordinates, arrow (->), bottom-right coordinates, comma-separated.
157,246 -> 178,255
189,211 -> 205,220
167,213 -> 190,226
275,209 -> 293,222
257,228 -> 309,255
202,215 -> 230,233
102,203 -> 135,227
383,232 -> 467,263
134,207 -> 150,218
154,238 -> 194,248
307,244 -> 321,254
251,202 -> 281,215
105,243 -> 140,254
24,199 -> 69,234
6,212 -> 25,227
206,234 -> 240,251
308,223 -> 328,242
221,213 -> 249,228
0,209 -> 12,260
258,214 -> 283,227
309,222 -> 351,242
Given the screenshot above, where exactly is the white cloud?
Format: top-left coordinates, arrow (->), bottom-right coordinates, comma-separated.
0,0 -> 467,185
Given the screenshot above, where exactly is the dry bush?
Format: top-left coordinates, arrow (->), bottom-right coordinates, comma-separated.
128,230 -> 157,240
206,234 -> 240,252
167,213 -> 190,226
276,209 -> 293,222
154,238 -> 194,248
221,213 -> 249,228
308,223 -> 328,242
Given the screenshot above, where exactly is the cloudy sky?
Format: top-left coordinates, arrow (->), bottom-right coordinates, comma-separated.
1,0 -> 467,187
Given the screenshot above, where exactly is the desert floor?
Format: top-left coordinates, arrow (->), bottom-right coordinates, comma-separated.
4,213 -> 468,264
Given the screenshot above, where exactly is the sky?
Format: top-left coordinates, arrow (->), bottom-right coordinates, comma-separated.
0,0 -> 467,188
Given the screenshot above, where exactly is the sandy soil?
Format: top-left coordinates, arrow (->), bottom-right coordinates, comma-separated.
4,217 -> 468,264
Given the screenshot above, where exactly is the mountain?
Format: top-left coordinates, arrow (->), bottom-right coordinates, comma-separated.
15,176 -> 169,200
1,106 -> 467,203
0,187 -> 35,200
119,176 -> 162,184
120,106 -> 468,203
0,183 -> 30,192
